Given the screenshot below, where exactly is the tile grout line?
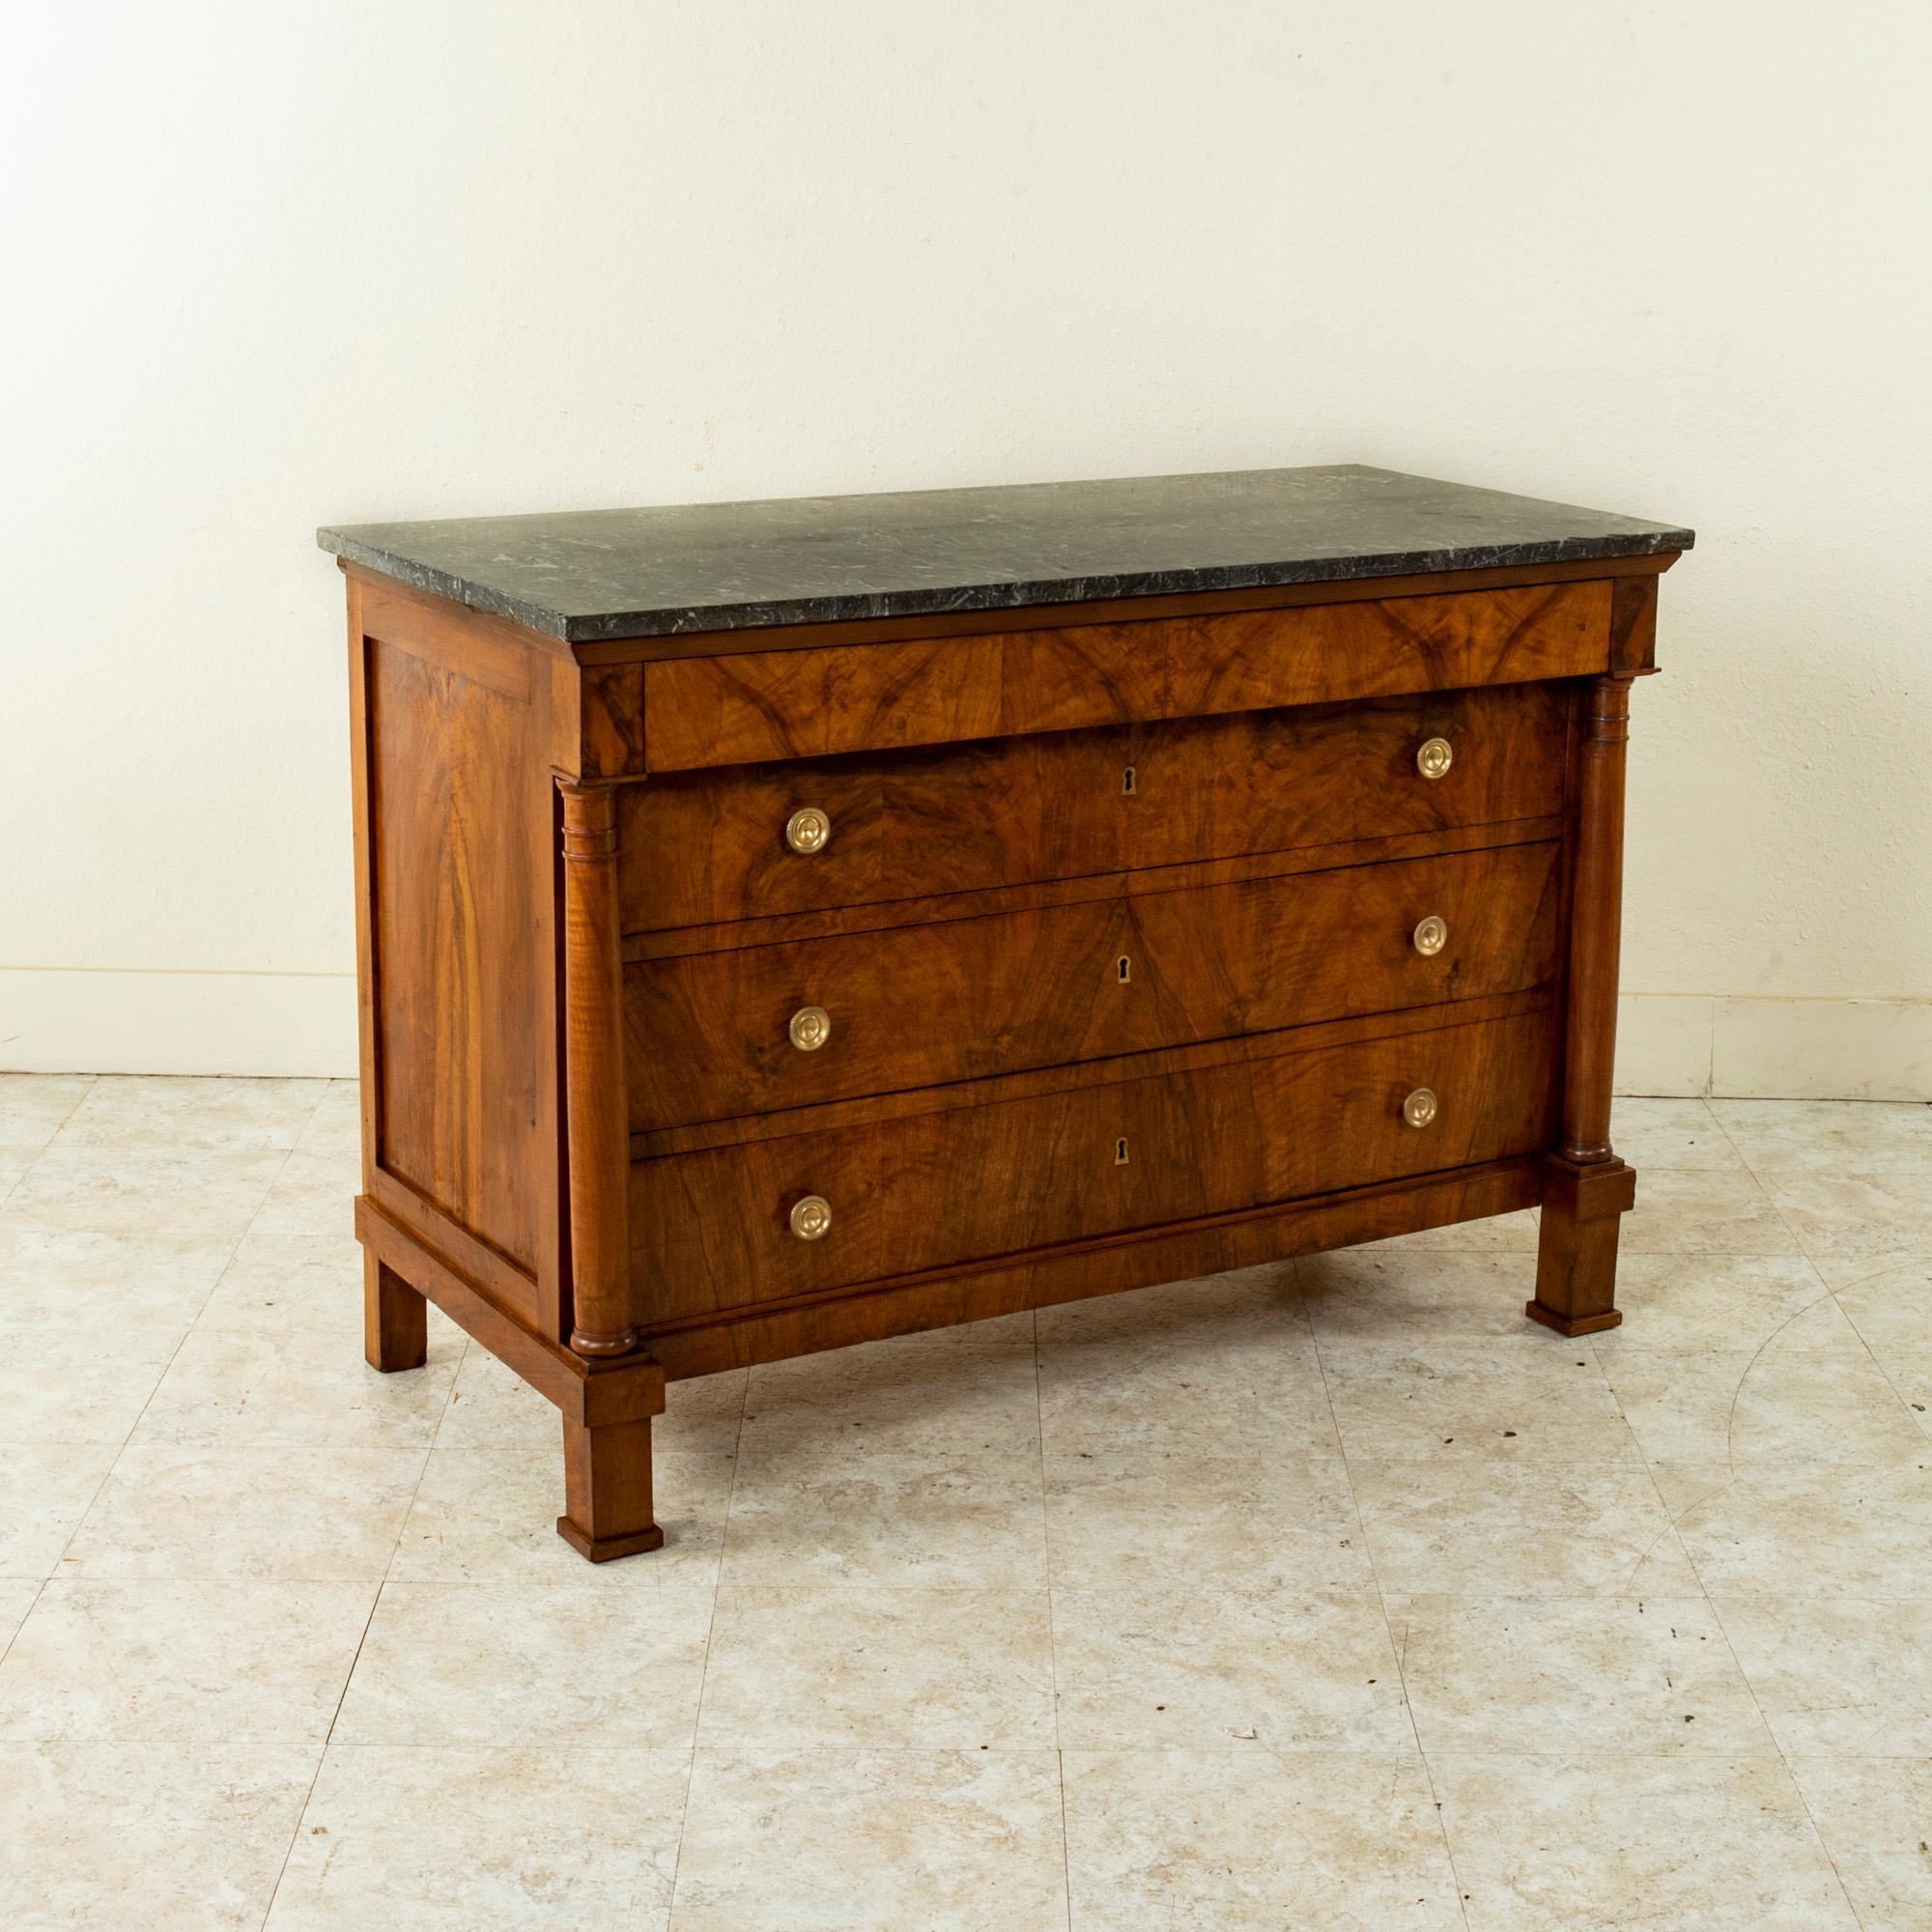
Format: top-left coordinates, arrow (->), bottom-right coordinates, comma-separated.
1296,1256 -> 1476,1932
664,1359 -> 752,1921
1033,1307 -> 1077,1932
0,1072 -> 96,1207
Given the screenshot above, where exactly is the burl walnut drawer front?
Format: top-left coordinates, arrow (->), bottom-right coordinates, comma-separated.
638,580 -> 1607,772
619,681 -> 1566,934
630,1009 -> 1556,1323
626,840 -> 1561,1130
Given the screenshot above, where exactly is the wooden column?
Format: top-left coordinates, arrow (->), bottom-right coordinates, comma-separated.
1529,674 -> 1638,1337
557,778 -> 639,1358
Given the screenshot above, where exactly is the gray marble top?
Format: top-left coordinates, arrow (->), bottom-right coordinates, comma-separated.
318,465 -> 1692,643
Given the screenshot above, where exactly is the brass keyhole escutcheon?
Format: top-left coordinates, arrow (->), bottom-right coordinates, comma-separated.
1412,915 -> 1448,957
1403,1087 -> 1438,1129
1117,955 -> 1131,984
1115,1137 -> 1129,1165
789,1194 -> 833,1240
789,1006 -> 831,1051
1122,765 -> 1137,796
784,807 -> 832,854
1415,737 -> 1453,781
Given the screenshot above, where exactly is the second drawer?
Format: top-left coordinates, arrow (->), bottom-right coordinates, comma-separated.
627,839 -> 1562,1130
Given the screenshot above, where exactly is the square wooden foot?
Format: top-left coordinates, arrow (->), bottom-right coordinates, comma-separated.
1528,1154 -> 1636,1338
363,1254 -> 428,1372
556,1414 -> 664,1562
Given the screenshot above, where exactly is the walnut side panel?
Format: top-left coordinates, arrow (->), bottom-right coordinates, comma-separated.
356,587 -> 555,1312
639,581 -> 1611,770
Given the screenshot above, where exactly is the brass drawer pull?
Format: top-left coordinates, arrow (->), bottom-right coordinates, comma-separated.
1415,736 -> 1454,781
1412,915 -> 1448,957
789,1006 -> 832,1052
1403,1087 -> 1438,1129
789,1194 -> 833,1240
784,807 -> 832,854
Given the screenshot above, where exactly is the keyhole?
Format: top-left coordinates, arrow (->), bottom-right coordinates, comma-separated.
1117,955 -> 1131,984
1122,766 -> 1136,796
1115,1138 -> 1129,1165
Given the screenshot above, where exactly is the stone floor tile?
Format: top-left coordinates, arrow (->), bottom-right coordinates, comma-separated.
722,1441 -> 1044,1587
1052,1584 -> 1408,1750
1713,1098 -> 1932,1172
233,1150 -> 361,1255
1391,1593 -> 1776,1756
1786,1755 -> 1932,1931
1318,1340 -> 1640,1464
1297,1251 -> 1551,1342
0,1578 -> 374,1743
1350,1459 -> 1699,1598
333,1580 -> 713,1747
1601,1325 -> 1930,1470
130,1321 -> 459,1452
1590,1252 -> 1837,1354
0,1224 -> 234,1331
1715,1593 -> 1932,1756
0,1149 -> 35,1199
58,1437 -> 427,1581
1763,1171 -> 1932,1256
1663,1462 -> 1932,1599
0,1581 -> 40,1655
1044,1444 -> 1376,1593
0,1324 -> 184,1446
1619,1169 -> 1799,1255
54,1076 -> 327,1154
1432,1752 -> 1858,1929
673,1748 -> 1066,1932
0,1741 -> 318,1931
742,1321 -> 1041,1458
2,1145 -> 287,1240
392,1446 -> 732,1586
1062,1748 -> 1463,1931
291,1081 -> 362,1159
697,1584 -> 1054,1747
265,1744 -> 689,1932
0,1074 -> 94,1150
1611,1096 -> 1746,1170
0,1441 -> 120,1579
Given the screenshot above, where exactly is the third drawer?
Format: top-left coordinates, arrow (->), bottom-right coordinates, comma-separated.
627,839 -> 1562,1131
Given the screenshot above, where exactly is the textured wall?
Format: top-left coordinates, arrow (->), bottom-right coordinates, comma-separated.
4,2 -> 1928,1083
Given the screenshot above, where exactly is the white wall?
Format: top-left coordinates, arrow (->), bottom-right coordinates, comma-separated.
4,1 -> 1928,1094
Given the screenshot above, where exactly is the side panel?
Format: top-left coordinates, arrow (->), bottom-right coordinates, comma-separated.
350,575 -> 561,1328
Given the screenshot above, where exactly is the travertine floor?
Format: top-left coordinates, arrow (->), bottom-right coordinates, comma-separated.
2,1073 -> 1930,1929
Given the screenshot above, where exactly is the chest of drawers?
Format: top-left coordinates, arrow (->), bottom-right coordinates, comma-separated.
320,466 -> 1691,1560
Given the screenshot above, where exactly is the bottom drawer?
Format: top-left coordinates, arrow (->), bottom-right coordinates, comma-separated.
631,1009 -> 1555,1325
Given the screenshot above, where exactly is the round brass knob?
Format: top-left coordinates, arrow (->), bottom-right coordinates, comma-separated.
1403,1087 -> 1438,1129
784,807 -> 832,855
1412,915 -> 1448,957
1415,737 -> 1454,781
789,1194 -> 833,1240
788,1005 -> 832,1052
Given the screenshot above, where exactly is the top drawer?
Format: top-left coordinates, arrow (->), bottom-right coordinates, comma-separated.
633,580 -> 1609,771
619,681 -> 1568,934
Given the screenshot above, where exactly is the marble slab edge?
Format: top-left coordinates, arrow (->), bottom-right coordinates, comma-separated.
317,527 -> 1694,645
